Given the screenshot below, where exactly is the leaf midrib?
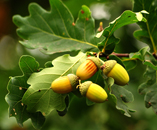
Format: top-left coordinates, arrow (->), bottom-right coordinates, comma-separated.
19,20 -> 97,48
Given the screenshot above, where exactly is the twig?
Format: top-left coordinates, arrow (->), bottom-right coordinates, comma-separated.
93,52 -> 130,59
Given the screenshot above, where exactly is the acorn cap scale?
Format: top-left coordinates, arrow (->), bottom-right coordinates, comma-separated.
67,74 -> 79,91
79,81 -> 92,96
102,60 -> 117,75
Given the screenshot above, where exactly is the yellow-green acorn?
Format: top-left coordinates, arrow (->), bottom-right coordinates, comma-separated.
76,57 -> 101,80
51,74 -> 79,94
79,81 -> 108,103
101,60 -> 129,86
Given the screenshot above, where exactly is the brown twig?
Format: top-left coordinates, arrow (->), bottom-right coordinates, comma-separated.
110,52 -> 129,57
92,51 -> 157,61
153,52 -> 157,59
93,52 -> 130,59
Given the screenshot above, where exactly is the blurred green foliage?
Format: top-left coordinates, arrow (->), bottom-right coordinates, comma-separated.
1,0 -> 157,130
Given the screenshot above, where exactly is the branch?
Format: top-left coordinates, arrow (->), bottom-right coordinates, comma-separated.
109,52 -> 129,57
153,52 -> 157,60
93,52 -> 130,59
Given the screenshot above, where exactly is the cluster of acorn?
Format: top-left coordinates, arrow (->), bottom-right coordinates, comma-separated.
51,57 -> 129,103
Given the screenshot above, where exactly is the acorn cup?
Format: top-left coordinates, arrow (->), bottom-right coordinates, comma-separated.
51,74 -> 79,94
79,81 -> 108,103
101,60 -> 129,86
76,57 -> 101,80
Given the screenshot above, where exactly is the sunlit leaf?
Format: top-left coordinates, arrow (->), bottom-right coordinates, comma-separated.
136,12 -> 143,21
5,55 -> 45,129
22,52 -> 87,116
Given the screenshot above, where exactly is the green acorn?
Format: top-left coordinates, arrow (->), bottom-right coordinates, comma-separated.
76,57 -> 101,80
79,81 -> 108,103
101,60 -> 129,86
51,74 -> 79,94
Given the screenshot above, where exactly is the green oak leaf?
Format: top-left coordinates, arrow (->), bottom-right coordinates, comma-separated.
122,46 -> 149,71
144,51 -> 157,70
111,85 -> 135,117
98,10 -> 146,55
13,0 -> 98,55
129,46 -> 149,61
5,55 -> 45,129
105,77 -> 135,117
22,52 -> 87,116
138,50 -> 157,114
139,57 -> 157,95
133,0 -> 157,53
138,51 -> 157,95
105,77 -> 117,106
56,95 -> 69,116
44,61 -> 53,68
138,66 -> 157,114
145,88 -> 157,112
123,60 -> 137,71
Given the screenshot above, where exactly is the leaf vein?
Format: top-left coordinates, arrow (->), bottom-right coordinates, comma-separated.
32,7 -> 54,34
53,2 -> 71,38
20,22 -> 97,48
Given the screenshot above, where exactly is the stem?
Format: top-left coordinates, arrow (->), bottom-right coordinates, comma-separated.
94,52 -> 140,63
97,52 -> 105,64
99,58 -> 105,64
76,80 -> 82,89
95,52 -> 131,63
97,22 -> 104,32
153,53 -> 157,59
122,58 -> 137,61
110,52 -> 129,57
146,21 -> 157,54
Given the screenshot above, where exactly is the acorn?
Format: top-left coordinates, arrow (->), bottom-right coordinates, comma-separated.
51,74 -> 79,94
76,57 -> 101,80
101,60 -> 129,86
79,81 -> 108,103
